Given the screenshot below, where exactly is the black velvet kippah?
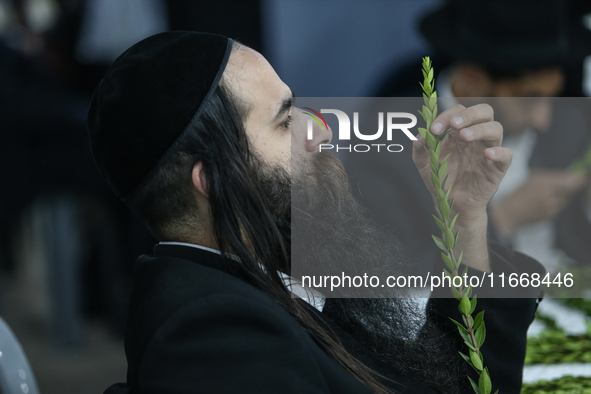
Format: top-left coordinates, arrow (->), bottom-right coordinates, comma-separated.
88,31 -> 233,201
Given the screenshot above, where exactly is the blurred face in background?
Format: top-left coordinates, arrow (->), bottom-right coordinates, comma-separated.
491,67 -> 565,135
452,64 -> 565,135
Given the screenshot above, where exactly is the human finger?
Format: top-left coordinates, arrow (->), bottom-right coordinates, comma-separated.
432,103 -> 494,135
429,104 -> 466,135
458,121 -> 503,147
484,146 -> 512,173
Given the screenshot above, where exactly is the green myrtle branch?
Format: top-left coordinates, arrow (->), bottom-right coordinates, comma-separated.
418,57 -> 496,394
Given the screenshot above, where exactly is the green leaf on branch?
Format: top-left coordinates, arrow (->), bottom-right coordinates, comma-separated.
435,140 -> 442,157
436,192 -> 443,209
430,150 -> 440,170
418,127 -> 428,139
465,285 -> 473,299
449,318 -> 467,332
417,108 -> 425,120
441,175 -> 448,188
475,323 -> 486,348
438,161 -> 448,179
430,158 -> 439,173
470,349 -> 484,371
454,229 -> 460,247
459,351 -> 471,364
433,103 -> 438,119
445,227 -> 455,250
444,184 -> 453,201
470,295 -> 478,314
457,251 -> 464,267
426,130 -> 436,150
458,329 -> 474,345
462,313 -> 474,327
429,92 -> 437,108
451,286 -> 462,301
450,213 -> 459,230
440,198 -> 451,219
460,297 -> 471,315
432,215 -> 445,232
479,368 -> 492,394
430,162 -> 438,175
464,340 -> 477,352
468,377 -> 482,394
473,310 -> 485,330
431,172 -> 441,190
432,235 -> 448,252
422,105 -> 432,121
441,252 -> 454,271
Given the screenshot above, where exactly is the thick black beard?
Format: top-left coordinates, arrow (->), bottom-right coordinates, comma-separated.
256,152 -> 468,393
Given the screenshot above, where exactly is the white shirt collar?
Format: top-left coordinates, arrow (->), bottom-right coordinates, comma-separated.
158,241 -> 326,312
160,241 -> 223,256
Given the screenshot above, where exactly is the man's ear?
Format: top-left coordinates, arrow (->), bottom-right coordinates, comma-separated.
192,162 -> 209,199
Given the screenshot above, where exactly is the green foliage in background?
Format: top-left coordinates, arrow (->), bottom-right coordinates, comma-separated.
521,300 -> 591,393
525,299 -> 591,365
571,144 -> 591,174
521,376 -> 591,394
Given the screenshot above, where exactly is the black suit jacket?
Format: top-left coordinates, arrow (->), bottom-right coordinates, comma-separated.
104,244 -> 543,394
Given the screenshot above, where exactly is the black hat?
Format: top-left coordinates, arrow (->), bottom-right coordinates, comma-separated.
419,0 -> 591,72
88,31 -> 233,202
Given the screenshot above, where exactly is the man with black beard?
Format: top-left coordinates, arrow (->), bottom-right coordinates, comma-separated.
89,32 -> 543,394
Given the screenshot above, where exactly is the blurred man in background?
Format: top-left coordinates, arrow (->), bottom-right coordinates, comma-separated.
346,0 -> 591,271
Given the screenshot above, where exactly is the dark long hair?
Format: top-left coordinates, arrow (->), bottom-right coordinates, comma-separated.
129,75 -> 393,394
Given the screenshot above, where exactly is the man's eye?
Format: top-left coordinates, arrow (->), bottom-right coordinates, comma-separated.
280,115 -> 292,129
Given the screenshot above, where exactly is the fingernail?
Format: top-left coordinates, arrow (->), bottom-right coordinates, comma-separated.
463,129 -> 473,139
432,122 -> 443,133
487,148 -> 495,158
452,116 -> 463,126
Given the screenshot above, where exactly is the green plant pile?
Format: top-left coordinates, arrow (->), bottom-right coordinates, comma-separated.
521,299 -> 591,393
561,298 -> 591,316
521,376 -> 591,394
525,328 -> 591,365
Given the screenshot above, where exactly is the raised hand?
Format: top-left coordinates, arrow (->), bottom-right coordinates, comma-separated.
413,103 -> 513,227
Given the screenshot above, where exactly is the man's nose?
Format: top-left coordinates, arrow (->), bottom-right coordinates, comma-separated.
304,115 -> 332,152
